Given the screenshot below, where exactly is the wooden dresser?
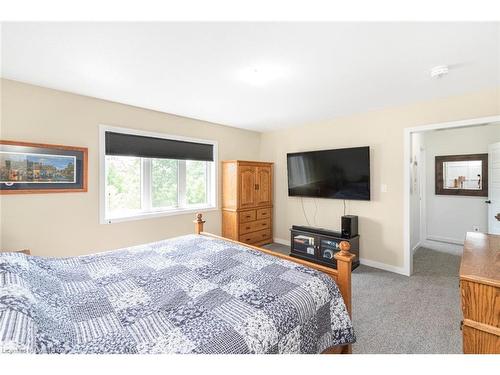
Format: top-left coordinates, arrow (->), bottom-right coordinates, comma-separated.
221,160 -> 273,246
460,232 -> 500,354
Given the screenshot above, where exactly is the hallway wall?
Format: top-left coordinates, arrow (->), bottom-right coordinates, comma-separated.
422,123 -> 500,249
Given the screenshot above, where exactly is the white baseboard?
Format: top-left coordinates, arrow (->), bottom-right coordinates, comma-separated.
359,258 -> 407,276
420,239 -> 463,256
426,235 -> 464,246
411,241 -> 421,256
273,237 -> 291,246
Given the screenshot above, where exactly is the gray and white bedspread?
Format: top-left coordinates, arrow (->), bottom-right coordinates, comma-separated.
0,234 -> 355,354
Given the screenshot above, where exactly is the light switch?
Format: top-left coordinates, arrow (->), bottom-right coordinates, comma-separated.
381,184 -> 388,193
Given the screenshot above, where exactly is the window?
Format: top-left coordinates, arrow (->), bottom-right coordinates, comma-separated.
100,126 -> 217,223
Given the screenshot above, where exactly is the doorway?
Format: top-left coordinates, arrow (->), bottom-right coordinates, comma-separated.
404,115 -> 500,276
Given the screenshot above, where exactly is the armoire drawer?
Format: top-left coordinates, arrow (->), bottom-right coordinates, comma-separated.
256,208 -> 271,220
239,229 -> 271,244
239,218 -> 271,235
239,210 -> 256,223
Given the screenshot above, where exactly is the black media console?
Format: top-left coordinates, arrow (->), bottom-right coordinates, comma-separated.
290,225 -> 360,270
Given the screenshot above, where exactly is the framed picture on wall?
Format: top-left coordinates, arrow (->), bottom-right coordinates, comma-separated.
0,140 -> 88,194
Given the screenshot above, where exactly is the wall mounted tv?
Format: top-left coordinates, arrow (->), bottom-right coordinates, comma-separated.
287,146 -> 370,200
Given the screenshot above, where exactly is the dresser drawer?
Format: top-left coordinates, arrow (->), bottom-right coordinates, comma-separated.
463,324 -> 500,354
239,229 -> 271,244
256,208 -> 271,220
239,218 -> 271,235
460,280 -> 499,327
239,210 -> 256,223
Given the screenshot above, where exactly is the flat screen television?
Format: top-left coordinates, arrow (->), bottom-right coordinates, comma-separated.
287,146 -> 370,200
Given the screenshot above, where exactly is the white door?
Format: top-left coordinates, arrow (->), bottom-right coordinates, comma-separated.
488,142 -> 500,234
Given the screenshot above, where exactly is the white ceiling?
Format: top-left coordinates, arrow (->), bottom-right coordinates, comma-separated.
1,22 -> 499,131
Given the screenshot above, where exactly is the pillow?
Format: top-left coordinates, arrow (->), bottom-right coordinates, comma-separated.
0,253 -> 39,353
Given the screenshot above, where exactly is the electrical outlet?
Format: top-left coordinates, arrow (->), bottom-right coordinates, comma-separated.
472,225 -> 480,232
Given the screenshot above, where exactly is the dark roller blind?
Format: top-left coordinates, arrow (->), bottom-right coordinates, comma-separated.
105,132 -> 214,161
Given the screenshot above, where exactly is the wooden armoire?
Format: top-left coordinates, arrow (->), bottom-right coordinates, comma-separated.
221,160 -> 273,246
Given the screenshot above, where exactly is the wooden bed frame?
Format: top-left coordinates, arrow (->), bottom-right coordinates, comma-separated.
194,213 -> 354,354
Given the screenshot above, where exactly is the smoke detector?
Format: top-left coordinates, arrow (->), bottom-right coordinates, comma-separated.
430,65 -> 449,78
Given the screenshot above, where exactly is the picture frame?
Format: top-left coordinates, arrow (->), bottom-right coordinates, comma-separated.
435,153 -> 488,197
0,140 -> 88,194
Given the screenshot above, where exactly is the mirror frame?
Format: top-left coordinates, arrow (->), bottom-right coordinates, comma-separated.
435,153 -> 488,197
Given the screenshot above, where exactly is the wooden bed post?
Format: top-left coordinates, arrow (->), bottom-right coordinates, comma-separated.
334,241 -> 355,316
334,241 -> 355,354
194,213 -> 206,234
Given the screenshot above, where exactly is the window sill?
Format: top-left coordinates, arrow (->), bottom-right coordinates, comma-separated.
101,206 -> 218,224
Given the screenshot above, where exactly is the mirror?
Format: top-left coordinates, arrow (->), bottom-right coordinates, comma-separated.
435,154 -> 488,197
443,160 -> 482,190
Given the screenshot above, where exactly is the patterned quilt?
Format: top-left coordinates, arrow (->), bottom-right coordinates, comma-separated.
0,234 -> 355,354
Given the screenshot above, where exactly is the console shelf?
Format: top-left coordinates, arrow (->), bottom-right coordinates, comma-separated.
290,225 -> 360,270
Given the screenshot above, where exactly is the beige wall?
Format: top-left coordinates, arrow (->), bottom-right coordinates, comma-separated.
0,79 -> 261,256
259,87 -> 500,270
2,78 -> 499,270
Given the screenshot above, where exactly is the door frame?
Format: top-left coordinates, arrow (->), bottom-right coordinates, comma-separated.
419,145 -> 427,249
403,115 -> 500,276
487,142 -> 500,234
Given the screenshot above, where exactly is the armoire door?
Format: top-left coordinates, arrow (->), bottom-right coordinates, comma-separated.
239,165 -> 257,208
256,165 -> 272,206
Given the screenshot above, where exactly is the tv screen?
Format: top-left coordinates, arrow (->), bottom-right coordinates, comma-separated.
287,146 -> 370,200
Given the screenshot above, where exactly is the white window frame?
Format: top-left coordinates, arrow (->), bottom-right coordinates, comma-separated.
99,125 -> 218,224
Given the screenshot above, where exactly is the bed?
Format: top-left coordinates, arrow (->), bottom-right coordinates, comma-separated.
0,214 -> 355,354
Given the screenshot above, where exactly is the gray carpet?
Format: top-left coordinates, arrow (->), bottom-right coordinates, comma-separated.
262,243 -> 462,354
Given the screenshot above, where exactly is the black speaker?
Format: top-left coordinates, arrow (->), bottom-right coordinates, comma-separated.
341,215 -> 358,238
